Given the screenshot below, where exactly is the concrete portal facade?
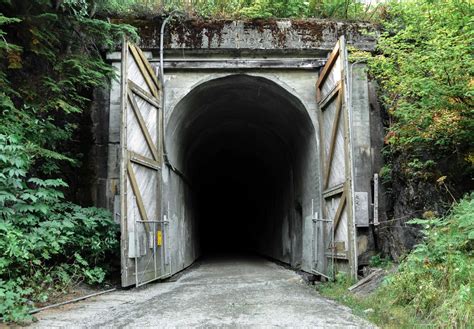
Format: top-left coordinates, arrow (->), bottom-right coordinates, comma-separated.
96,19 -> 380,284
163,73 -> 318,272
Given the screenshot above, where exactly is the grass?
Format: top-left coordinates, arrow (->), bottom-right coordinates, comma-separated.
318,194 -> 474,328
317,271 -> 427,328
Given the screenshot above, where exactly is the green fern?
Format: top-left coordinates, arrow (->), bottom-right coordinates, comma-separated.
0,134 -> 119,322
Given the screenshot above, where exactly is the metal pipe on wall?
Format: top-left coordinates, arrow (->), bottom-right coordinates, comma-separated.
159,11 -> 185,174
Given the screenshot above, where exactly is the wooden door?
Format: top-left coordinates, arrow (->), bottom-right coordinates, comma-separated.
120,41 -> 167,287
315,36 -> 357,280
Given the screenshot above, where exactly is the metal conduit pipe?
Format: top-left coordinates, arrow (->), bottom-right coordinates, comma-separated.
159,11 -> 187,179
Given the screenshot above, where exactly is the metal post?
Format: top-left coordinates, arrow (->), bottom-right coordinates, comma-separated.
133,196 -> 139,287
311,199 -> 317,270
166,201 -> 171,268
373,173 -> 379,226
331,204 -> 335,281
164,215 -> 170,275
161,215 -> 167,275
153,222 -> 157,279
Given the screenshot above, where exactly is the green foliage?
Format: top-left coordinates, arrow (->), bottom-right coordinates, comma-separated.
379,164 -> 392,186
318,271 -> 424,328
0,134 -> 119,322
309,0 -> 380,20
369,254 -> 392,269
0,14 -> 20,52
370,0 -> 474,187
319,195 -> 474,328
183,0 -> 244,18
103,0 -> 384,20
0,0 -> 137,173
238,0 -> 309,19
0,1 -> 133,322
387,194 -> 474,326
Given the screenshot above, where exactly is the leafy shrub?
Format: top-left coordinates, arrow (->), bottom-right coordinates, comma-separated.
0,134 -> 119,322
384,194 -> 474,326
0,1 -> 135,322
0,1 -> 137,174
309,0 -> 377,20
369,254 -> 392,269
103,0 -> 384,20
379,164 -> 392,185
238,0 -> 309,18
370,0 -> 473,188
319,195 -> 473,327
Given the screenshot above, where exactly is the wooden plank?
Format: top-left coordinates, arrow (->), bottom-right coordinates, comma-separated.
319,82 -> 341,110
316,40 -> 340,87
129,151 -> 161,170
120,37 -> 131,287
332,191 -> 347,231
316,41 -> 340,101
348,269 -> 384,292
339,37 -> 358,279
323,93 -> 343,189
129,43 -> 158,96
127,92 -> 160,161
128,43 -> 159,98
348,268 -> 393,296
134,45 -> 160,92
323,183 -> 345,198
127,161 -> 150,232
325,252 -> 348,260
128,80 -> 161,108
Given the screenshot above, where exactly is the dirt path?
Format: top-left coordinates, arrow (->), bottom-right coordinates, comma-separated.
33,255 -> 374,328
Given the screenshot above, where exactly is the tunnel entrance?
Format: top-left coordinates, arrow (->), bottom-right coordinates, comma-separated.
167,74 -> 315,263
117,38 -> 375,287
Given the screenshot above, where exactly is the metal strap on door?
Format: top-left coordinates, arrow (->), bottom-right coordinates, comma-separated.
311,199 -> 334,281
314,36 -> 357,280
120,41 -> 169,287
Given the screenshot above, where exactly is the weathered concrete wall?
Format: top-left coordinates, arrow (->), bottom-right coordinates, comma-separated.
350,64 -> 376,265
112,18 -> 377,54
89,88 -> 110,208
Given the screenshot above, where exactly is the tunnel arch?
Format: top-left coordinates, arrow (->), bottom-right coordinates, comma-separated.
165,74 -> 319,267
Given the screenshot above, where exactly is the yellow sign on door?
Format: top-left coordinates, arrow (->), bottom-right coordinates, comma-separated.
157,230 -> 162,246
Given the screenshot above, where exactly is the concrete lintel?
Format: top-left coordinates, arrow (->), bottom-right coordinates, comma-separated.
106,55 -> 327,70
111,18 -> 378,53
153,58 -> 327,70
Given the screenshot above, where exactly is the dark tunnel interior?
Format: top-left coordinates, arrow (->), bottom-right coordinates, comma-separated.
167,75 -> 314,261
189,124 -> 294,253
